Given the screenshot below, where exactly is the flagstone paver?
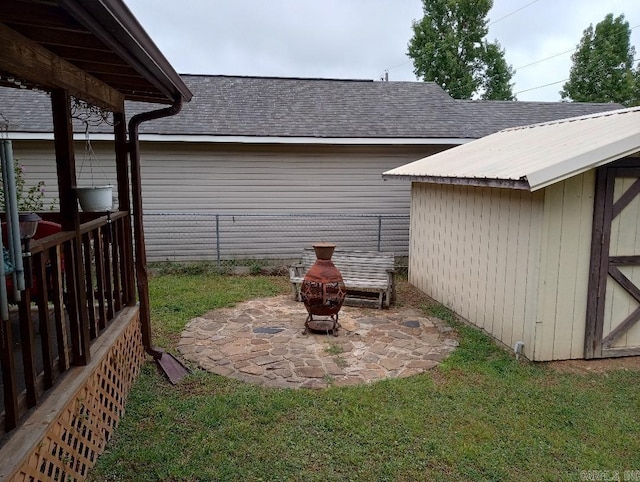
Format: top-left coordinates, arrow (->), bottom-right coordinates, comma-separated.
179,295 -> 458,389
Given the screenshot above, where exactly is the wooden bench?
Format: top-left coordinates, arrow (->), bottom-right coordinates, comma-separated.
289,248 -> 396,309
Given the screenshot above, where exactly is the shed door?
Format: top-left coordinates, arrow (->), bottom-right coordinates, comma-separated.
585,158 -> 640,359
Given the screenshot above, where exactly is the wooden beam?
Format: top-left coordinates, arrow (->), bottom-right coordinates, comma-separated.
602,306 -> 640,348
18,291 -> 37,408
71,60 -> 140,77
38,44 -> 127,66
113,111 -> 136,305
612,177 -> 640,219
93,72 -> 158,88
51,89 -> 91,365
602,347 -> 640,358
608,266 -> 640,305
0,22 -> 124,112
10,24 -> 110,52
1,318 -> 19,431
114,91 -> 169,104
615,168 -> 640,177
610,158 -> 640,169
609,256 -> 640,266
35,253 -> 55,389
584,166 -> 613,359
1,2 -> 78,31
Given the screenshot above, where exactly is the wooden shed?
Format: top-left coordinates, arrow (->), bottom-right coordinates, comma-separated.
383,107 -> 640,361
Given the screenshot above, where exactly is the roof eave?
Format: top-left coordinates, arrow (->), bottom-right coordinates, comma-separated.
5,132 -> 475,145
526,134 -> 640,191
381,174 -> 531,190
59,0 -> 192,104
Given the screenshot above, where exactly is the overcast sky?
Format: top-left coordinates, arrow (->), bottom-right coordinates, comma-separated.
124,0 -> 640,102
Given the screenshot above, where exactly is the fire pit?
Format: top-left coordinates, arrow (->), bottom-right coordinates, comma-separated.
300,243 -> 346,336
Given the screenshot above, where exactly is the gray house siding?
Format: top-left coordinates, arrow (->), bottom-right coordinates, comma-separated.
12,140 -> 443,261
137,142 -> 440,213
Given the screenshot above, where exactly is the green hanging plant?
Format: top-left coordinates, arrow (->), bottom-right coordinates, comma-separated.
0,158 -> 55,212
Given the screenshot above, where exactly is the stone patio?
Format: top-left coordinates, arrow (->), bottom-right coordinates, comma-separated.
178,295 -> 459,389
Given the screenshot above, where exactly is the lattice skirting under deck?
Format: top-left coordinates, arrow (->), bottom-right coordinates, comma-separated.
3,307 -> 145,482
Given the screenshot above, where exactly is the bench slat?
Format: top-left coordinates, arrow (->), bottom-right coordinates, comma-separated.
290,248 -> 395,308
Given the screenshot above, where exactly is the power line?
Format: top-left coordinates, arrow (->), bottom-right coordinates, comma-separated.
515,48 -> 575,70
386,59 -> 412,71
517,56 -> 640,95
515,26 -> 640,95
488,0 -> 540,27
514,78 -> 568,95
516,23 -> 640,71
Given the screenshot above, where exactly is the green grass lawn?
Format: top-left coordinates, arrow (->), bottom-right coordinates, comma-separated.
89,273 -> 640,481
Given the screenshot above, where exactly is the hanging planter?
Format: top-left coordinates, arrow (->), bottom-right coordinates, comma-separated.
76,116 -> 114,212
76,185 -> 113,212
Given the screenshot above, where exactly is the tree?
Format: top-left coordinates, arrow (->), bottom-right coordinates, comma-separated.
561,14 -> 639,106
483,41 -> 515,100
407,0 -> 515,100
634,65 -> 640,104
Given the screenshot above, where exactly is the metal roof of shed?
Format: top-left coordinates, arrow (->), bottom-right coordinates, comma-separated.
383,106 -> 640,191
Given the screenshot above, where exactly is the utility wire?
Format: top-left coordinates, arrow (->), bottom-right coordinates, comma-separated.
488,0 -> 540,27
514,27 -> 640,95
515,48 -> 575,70
516,57 -> 640,95
387,59 -> 411,70
515,24 -> 639,71
514,78 -> 568,95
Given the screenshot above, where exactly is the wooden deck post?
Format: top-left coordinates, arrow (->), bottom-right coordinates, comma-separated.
51,89 -> 90,365
114,111 -> 136,305
1,317 -> 19,431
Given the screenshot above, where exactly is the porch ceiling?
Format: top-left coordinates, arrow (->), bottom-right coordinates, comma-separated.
0,0 -> 192,111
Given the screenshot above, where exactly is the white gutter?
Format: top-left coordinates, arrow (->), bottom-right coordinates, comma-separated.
7,132 -> 474,146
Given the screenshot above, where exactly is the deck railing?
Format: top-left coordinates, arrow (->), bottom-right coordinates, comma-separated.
0,211 -> 135,437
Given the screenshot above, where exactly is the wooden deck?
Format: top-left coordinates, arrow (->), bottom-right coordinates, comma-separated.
0,304 -> 62,428
0,306 -> 144,481
1,211 -> 136,438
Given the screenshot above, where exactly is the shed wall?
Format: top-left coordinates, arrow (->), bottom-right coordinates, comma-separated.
409,171 -> 596,361
409,183 -> 544,359
534,171 -> 595,360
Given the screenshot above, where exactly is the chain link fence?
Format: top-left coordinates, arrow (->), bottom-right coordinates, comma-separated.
143,212 -> 409,267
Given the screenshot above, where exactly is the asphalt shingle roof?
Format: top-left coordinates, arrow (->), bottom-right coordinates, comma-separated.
0,74 -> 623,140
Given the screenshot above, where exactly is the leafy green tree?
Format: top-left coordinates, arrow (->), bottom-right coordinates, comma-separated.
561,13 -> 639,106
407,0 -> 515,100
633,66 -> 640,104
483,41 -> 515,100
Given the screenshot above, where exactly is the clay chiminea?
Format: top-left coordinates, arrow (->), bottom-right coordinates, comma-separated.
301,243 -> 346,336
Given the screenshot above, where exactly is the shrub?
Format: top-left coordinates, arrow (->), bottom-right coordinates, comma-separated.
0,159 -> 54,211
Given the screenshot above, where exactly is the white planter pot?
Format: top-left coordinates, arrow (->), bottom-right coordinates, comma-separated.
76,185 -> 113,212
